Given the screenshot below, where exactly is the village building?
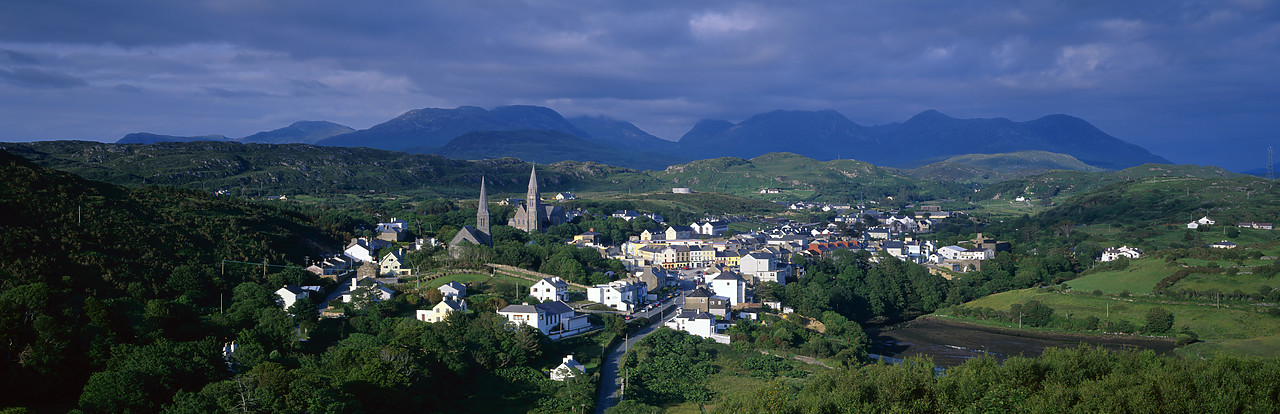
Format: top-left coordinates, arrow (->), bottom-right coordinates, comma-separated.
498,301 -> 592,340
449,177 -> 492,255
550,355 -> 586,381
530,276 -> 569,302
509,164 -> 567,233
415,298 -> 466,323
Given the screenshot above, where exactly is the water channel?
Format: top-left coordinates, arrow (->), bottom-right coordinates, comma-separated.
866,316 -> 1178,367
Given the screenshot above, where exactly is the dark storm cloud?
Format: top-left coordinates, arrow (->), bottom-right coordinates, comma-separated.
1,0 -> 1278,169
0,67 -> 87,88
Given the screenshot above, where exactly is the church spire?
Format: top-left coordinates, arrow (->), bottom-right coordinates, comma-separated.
524,163 -> 542,233
477,177 -> 490,244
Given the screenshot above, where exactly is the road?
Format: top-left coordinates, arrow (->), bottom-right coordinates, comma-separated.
594,298 -> 681,414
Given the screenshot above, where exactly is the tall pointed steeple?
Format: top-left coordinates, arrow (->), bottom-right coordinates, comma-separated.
476,177 -> 490,244
524,163 -> 542,233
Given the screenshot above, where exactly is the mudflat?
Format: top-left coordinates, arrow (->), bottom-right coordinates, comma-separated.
866,316 -> 1178,367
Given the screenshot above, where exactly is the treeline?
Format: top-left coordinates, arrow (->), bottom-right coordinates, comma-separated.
764,249 -> 1078,325
715,346 -> 1280,413
77,284 -> 593,413
726,313 -> 869,366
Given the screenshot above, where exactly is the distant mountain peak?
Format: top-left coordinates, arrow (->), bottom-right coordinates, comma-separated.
240,120 -> 354,144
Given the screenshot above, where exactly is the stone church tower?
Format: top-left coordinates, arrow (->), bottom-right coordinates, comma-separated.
510,164 -> 544,233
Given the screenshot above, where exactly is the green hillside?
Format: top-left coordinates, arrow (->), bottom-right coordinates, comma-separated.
975,162 -> 1252,206
0,142 -> 975,205
0,148 -> 347,409
651,152 -> 971,202
907,150 -> 1106,184
1038,173 -> 1280,226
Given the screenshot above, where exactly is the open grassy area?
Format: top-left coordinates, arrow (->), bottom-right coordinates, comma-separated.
1065,258 -> 1177,295
420,273 -> 492,290
1175,271 -> 1279,294
974,199 -> 1046,218
962,288 -> 1280,350
1178,334 -> 1280,358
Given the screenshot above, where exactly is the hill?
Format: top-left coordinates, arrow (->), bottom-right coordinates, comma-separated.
1036,171 -> 1280,226
677,109 -> 1170,170
975,163 -> 1244,204
116,132 -> 233,144
0,140 -> 647,198
0,148 -> 346,407
907,151 -> 1106,183
315,105 -> 590,151
567,115 -> 677,152
432,129 -> 678,170
239,120 -> 354,144
652,152 -> 970,202
676,109 -> 876,161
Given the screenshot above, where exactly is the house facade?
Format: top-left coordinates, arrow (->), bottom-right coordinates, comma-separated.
531,277 -> 569,302
498,301 -> 592,340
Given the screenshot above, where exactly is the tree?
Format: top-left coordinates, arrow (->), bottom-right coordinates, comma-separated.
1144,307 -> 1174,334
287,297 -> 320,334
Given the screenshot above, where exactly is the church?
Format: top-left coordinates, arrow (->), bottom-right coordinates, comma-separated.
449,177 -> 492,254
508,164 -> 566,233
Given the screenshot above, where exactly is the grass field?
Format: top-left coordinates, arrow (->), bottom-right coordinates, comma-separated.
962,288 -> 1280,350
974,199 -> 1046,218
1066,258 -> 1177,295
1175,271 -> 1278,294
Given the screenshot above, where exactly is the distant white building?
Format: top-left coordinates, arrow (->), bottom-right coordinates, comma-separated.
1100,246 -> 1144,262
709,271 -> 747,306
531,277 -> 569,302
275,284 -> 310,309
551,355 -> 586,381
498,301 -> 592,340
740,252 -> 786,285
415,298 -> 466,323
665,309 -> 730,344
587,278 -> 646,311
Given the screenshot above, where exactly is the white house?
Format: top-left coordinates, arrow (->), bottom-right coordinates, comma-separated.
343,238 -> 390,263
275,284 -> 310,309
498,301 -> 592,340
709,271 -> 747,306
1210,240 -> 1238,249
740,252 -> 785,285
531,277 -> 569,302
692,221 -> 730,237
587,278 -> 647,311
551,355 -> 586,381
438,281 -> 467,300
611,210 -> 641,221
1100,246 -> 1144,262
938,245 -> 968,260
415,298 -> 466,323
666,310 -> 730,344
342,276 -> 394,305
554,192 -> 576,201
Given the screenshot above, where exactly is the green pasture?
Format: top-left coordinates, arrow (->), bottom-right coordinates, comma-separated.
1066,258 -> 1177,295
962,289 -> 1280,346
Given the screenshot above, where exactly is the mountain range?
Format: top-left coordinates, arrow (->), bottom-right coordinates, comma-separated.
115,105 -> 1171,171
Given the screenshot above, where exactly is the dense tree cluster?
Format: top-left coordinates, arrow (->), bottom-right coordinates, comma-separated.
620,329 -> 720,407
716,346 -> 1280,413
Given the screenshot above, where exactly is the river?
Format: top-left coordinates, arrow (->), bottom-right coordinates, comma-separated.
865,316 -> 1178,367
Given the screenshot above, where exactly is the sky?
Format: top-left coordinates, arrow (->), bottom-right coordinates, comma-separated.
2,1 -> 1278,171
